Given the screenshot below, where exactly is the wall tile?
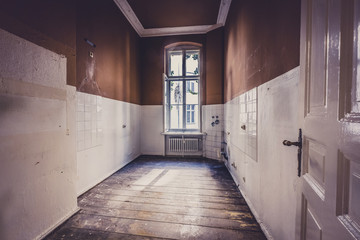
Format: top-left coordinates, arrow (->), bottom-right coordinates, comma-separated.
202,104 -> 224,160
77,96 -> 141,195
224,88 -> 258,163
76,92 -> 104,152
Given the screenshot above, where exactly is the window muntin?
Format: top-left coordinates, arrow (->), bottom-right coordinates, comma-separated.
165,48 -> 200,132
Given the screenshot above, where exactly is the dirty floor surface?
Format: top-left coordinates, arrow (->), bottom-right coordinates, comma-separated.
44,156 -> 266,240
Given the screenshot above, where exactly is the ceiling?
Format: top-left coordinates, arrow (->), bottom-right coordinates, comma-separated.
113,0 -> 232,37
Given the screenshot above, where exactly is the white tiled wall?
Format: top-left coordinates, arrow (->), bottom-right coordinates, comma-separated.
224,67 -> 300,240
76,92 -> 141,195
245,88 -> 257,161
140,106 -> 165,155
76,92 -> 103,151
202,104 -> 224,160
225,88 -> 258,163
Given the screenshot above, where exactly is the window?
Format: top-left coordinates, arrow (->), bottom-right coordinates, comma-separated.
164,46 -> 200,131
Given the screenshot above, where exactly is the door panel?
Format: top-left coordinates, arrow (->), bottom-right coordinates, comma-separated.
308,0 -> 328,114
303,138 -> 326,200
349,162 -> 360,225
306,209 -> 322,240
306,139 -> 326,187
300,193 -> 325,240
298,0 -> 360,239
337,153 -> 360,239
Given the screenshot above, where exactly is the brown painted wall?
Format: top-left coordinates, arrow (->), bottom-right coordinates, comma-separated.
140,35 -> 205,105
76,0 -> 141,104
140,32 -> 224,105
206,28 -> 224,104
224,0 -> 301,102
1,0 -> 141,104
0,0 -> 77,86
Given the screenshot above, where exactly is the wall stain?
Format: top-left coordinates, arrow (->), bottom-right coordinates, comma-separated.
78,57 -> 102,96
0,95 -> 25,117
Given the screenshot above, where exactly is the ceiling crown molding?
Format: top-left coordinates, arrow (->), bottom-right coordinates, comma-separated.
217,0 -> 232,25
113,0 -> 232,37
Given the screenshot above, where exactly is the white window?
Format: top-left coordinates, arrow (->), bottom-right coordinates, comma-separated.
164,47 -> 200,132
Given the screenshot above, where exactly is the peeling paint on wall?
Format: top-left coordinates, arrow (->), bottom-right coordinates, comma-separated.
0,28 -> 78,240
76,0 -> 141,104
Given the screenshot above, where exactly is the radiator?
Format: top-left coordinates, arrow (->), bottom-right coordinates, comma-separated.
169,138 -> 199,152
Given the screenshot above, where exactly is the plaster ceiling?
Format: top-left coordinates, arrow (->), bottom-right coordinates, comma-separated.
113,0 -> 232,37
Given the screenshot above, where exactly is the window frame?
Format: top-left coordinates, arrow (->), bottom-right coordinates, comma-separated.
164,45 -> 202,132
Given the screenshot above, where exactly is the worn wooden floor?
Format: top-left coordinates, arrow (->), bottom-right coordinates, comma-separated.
44,156 -> 266,240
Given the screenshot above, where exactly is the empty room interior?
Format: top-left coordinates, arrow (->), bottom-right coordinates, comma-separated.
1,0 -> 360,239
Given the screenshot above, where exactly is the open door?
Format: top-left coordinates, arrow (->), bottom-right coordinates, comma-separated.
296,0 -> 360,239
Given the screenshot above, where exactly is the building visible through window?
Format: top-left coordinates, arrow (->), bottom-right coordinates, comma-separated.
186,105 -> 195,124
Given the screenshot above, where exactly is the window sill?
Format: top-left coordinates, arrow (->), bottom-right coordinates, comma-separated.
161,132 -> 207,136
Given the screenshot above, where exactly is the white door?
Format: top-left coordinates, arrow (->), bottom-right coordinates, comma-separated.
296,0 -> 360,239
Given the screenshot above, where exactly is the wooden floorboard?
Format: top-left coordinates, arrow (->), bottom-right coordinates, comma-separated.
44,156 -> 266,240
80,192 -> 247,210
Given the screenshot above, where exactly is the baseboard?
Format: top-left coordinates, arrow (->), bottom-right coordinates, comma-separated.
36,207 -> 80,240
205,156 -> 222,161
141,151 -> 164,156
226,166 -> 273,240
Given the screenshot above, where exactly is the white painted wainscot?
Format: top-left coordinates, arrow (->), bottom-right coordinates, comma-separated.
224,67 -> 300,240
76,92 -> 141,195
0,28 -> 78,240
202,104 -> 224,160
140,105 -> 165,155
139,104 -> 224,159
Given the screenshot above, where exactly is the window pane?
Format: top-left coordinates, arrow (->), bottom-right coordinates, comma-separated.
170,81 -> 183,105
169,51 -> 183,76
186,50 -> 199,76
185,80 -> 198,105
186,104 -> 198,129
170,105 -> 183,129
